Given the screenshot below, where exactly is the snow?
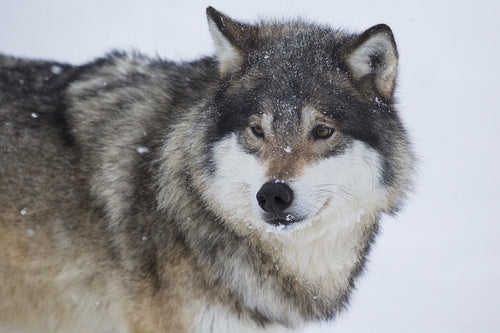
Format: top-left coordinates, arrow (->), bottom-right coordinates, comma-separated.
275,224 -> 286,232
1,1 -> 499,332
136,146 -> 149,154
50,65 -> 63,74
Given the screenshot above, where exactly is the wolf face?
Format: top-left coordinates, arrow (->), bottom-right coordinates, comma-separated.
203,8 -> 410,234
206,116 -> 387,236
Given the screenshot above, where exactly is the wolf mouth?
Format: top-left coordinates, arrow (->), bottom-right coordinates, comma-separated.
263,198 -> 331,229
264,213 -> 302,227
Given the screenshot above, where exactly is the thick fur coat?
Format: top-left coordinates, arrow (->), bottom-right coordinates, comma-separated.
0,7 -> 414,333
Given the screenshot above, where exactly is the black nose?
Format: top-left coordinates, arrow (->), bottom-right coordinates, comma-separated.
256,182 -> 294,213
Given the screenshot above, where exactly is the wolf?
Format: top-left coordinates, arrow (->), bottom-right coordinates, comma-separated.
0,6 -> 414,333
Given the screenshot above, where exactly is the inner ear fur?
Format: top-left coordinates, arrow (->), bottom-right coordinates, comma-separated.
206,7 -> 258,75
341,24 -> 399,99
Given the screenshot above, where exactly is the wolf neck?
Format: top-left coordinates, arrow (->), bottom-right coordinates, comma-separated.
193,209 -> 378,332
210,208 -> 379,327
187,200 -> 379,326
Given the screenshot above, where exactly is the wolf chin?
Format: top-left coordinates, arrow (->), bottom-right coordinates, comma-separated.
0,7 -> 414,333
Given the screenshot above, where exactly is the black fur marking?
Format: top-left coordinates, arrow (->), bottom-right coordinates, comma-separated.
210,82 -> 263,141
0,55 -> 82,146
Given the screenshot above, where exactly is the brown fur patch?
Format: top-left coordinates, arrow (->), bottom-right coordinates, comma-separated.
245,107 -> 346,180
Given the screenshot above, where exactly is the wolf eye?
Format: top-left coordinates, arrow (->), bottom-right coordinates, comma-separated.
251,125 -> 265,138
314,124 -> 334,139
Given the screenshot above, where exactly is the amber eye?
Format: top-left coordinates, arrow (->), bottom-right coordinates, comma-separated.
251,125 -> 265,138
314,124 -> 334,139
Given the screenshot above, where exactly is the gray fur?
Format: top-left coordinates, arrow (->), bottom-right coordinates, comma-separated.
0,7 -> 414,332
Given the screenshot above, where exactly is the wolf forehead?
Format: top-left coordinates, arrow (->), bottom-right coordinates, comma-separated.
206,8 -> 401,144
220,23 -> 356,104
208,9 -> 392,96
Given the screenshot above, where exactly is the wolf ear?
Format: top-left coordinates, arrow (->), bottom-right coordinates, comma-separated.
341,24 -> 398,99
206,7 -> 257,75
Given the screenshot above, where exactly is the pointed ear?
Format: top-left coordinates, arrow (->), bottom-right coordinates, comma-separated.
341,24 -> 398,99
206,7 -> 257,75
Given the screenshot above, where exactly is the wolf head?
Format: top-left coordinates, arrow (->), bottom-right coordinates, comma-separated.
200,7 -> 413,234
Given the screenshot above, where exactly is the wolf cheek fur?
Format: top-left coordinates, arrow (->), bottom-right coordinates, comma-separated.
0,6 -> 414,333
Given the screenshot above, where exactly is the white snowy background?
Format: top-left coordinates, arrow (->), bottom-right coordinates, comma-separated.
1,0 -> 499,332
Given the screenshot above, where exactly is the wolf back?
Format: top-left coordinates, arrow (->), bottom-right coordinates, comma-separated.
0,7 -> 414,333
